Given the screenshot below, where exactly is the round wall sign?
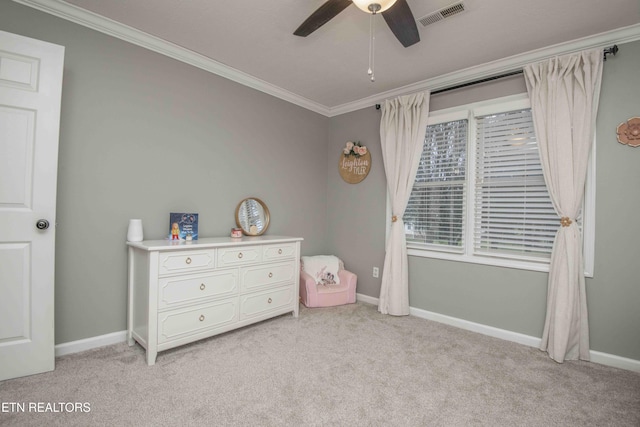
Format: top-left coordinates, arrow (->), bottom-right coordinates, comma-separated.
339,141 -> 371,184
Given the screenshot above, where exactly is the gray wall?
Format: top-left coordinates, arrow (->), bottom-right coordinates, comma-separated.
588,40 -> 640,359
1,2 -> 329,344
327,41 -> 640,361
327,108 -> 387,295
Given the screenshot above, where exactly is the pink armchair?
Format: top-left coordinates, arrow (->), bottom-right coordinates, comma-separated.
299,257 -> 357,308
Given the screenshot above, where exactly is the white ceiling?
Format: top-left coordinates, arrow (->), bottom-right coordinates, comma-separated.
30,0 -> 640,110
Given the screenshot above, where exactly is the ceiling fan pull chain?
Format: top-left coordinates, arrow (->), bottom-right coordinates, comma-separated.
367,13 -> 373,77
368,11 -> 376,82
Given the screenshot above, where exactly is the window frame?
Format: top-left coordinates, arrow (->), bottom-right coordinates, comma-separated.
396,93 -> 595,277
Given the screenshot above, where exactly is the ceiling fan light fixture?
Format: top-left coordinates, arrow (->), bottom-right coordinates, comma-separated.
352,0 -> 398,14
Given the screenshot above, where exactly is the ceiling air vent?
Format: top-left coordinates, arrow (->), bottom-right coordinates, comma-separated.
418,2 -> 466,27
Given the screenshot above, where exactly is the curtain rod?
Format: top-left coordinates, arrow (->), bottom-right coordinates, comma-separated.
375,44 -> 619,110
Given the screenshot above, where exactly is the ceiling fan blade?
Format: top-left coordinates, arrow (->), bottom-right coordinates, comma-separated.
382,0 -> 420,47
294,0 -> 353,37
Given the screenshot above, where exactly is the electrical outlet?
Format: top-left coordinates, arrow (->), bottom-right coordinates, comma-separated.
373,267 -> 379,278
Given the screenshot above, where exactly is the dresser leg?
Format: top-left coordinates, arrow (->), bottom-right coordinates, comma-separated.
147,350 -> 157,366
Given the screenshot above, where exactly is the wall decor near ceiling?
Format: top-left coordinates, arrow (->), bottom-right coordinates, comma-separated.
339,141 -> 371,184
616,117 -> 640,147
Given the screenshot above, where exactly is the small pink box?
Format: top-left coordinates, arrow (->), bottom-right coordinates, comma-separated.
231,228 -> 243,238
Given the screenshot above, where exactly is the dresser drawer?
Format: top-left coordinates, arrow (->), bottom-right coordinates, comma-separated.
218,246 -> 261,267
158,270 -> 238,310
239,285 -> 295,320
240,261 -> 295,292
263,243 -> 297,261
158,249 -> 216,276
158,298 -> 238,344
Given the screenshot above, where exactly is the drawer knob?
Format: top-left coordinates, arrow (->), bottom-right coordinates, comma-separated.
199,315 -> 205,322
200,283 -> 206,290
278,249 -> 282,254
238,252 -> 243,259
268,272 -> 273,278
185,257 -> 192,265
268,298 -> 272,304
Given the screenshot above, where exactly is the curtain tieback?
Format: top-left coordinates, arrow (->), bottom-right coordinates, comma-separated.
391,215 -> 398,223
560,217 -> 573,227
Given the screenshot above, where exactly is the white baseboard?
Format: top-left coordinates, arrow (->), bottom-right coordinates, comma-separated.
355,292 -> 379,306
356,293 -> 640,373
589,350 -> 640,373
55,330 -> 127,357
56,296 -> 640,373
409,305 -> 543,348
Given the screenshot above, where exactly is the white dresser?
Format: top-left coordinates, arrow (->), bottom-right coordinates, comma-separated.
127,235 -> 303,365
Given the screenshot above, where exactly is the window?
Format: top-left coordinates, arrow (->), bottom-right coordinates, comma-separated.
473,108 -> 557,259
405,119 -> 467,251
403,94 -> 595,275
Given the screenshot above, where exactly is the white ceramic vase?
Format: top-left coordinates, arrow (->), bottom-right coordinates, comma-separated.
127,219 -> 144,242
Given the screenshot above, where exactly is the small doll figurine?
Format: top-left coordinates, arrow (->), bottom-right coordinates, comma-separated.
171,222 -> 180,240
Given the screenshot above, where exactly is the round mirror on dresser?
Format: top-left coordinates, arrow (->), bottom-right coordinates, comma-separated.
235,197 -> 270,236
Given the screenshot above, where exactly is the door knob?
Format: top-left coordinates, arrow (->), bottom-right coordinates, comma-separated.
36,219 -> 50,230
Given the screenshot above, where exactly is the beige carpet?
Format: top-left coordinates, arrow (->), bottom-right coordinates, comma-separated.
1,302 -> 639,426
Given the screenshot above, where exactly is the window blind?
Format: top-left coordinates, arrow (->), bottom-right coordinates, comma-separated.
405,119 -> 467,250
474,109 -> 556,259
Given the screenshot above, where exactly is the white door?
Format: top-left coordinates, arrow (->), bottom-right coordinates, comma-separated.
0,30 -> 64,381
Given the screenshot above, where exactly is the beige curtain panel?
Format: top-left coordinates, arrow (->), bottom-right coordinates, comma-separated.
524,49 -> 603,363
378,92 -> 430,316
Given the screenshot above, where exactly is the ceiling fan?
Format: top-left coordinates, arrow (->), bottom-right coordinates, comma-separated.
294,0 -> 420,48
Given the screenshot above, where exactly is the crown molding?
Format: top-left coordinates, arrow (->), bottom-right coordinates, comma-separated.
327,23 -> 640,117
11,1 -> 640,118
12,0 -> 332,116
